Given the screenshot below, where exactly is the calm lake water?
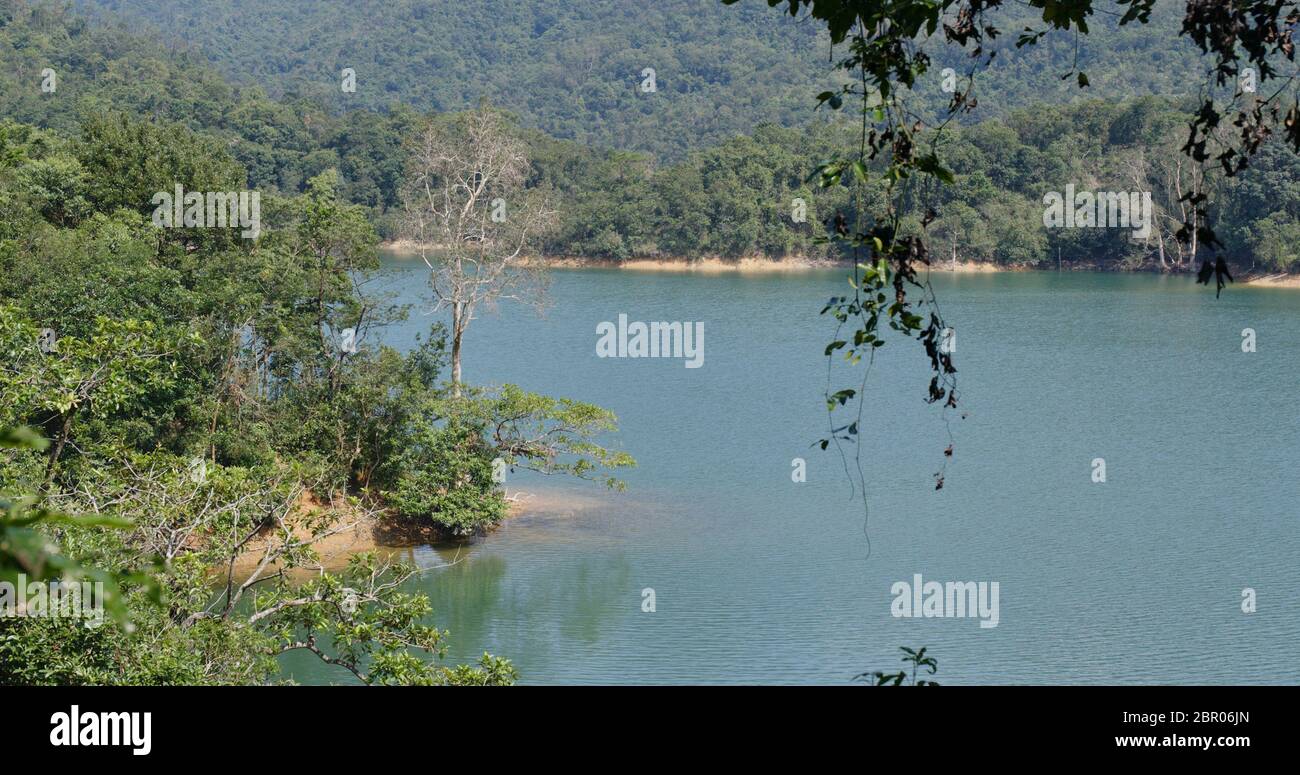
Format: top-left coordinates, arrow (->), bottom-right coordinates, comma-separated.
281,257 -> 1300,684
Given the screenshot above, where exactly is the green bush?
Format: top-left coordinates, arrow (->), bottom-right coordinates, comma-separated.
387,422 -> 507,536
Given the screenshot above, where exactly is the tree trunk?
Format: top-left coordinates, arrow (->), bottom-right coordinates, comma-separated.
42,412 -> 73,491
451,301 -> 464,397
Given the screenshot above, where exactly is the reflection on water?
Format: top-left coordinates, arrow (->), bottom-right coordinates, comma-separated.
280,262 -> 1300,684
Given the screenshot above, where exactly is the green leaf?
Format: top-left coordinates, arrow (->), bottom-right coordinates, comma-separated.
0,426 -> 48,451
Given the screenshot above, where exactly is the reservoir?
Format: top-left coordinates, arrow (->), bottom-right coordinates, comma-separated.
280,258 -> 1300,684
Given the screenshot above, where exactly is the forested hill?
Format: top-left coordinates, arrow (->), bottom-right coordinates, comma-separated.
1,0 -> 419,215
71,0 -> 1202,159
5,1 -> 1295,272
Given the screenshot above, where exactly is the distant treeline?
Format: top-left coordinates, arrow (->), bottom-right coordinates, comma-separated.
67,0 -> 1207,160
3,1 -> 1297,272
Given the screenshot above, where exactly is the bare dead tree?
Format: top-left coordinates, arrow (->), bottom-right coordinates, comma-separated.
399,108 -> 557,395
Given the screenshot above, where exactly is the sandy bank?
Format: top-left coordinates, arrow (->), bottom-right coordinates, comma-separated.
380,243 -> 1300,285
924,260 -> 1018,274
378,244 -> 1030,275
380,239 -> 434,254
1242,273 -> 1300,288
227,488 -> 604,578
548,256 -> 843,273
585,257 -> 1031,274
379,244 -> 845,272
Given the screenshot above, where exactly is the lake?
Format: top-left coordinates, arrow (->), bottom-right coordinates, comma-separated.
280,257 -> 1300,684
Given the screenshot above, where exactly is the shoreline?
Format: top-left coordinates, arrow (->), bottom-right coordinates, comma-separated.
1239,272 -> 1300,288
229,488 -> 605,578
379,243 -> 1298,284
379,244 -> 1024,275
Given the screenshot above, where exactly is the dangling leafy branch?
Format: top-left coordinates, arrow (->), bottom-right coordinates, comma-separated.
733,0 -> 1300,504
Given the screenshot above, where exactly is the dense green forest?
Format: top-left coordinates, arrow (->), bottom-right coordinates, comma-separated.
69,0 -> 1208,159
5,1 -> 1295,270
0,1 -> 641,685
0,110 -> 634,681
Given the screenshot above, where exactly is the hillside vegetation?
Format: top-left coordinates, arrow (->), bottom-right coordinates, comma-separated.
70,0 -> 1206,158
3,1 -> 1296,271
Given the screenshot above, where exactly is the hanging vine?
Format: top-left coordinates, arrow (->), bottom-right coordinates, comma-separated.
729,1 -> 1300,532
